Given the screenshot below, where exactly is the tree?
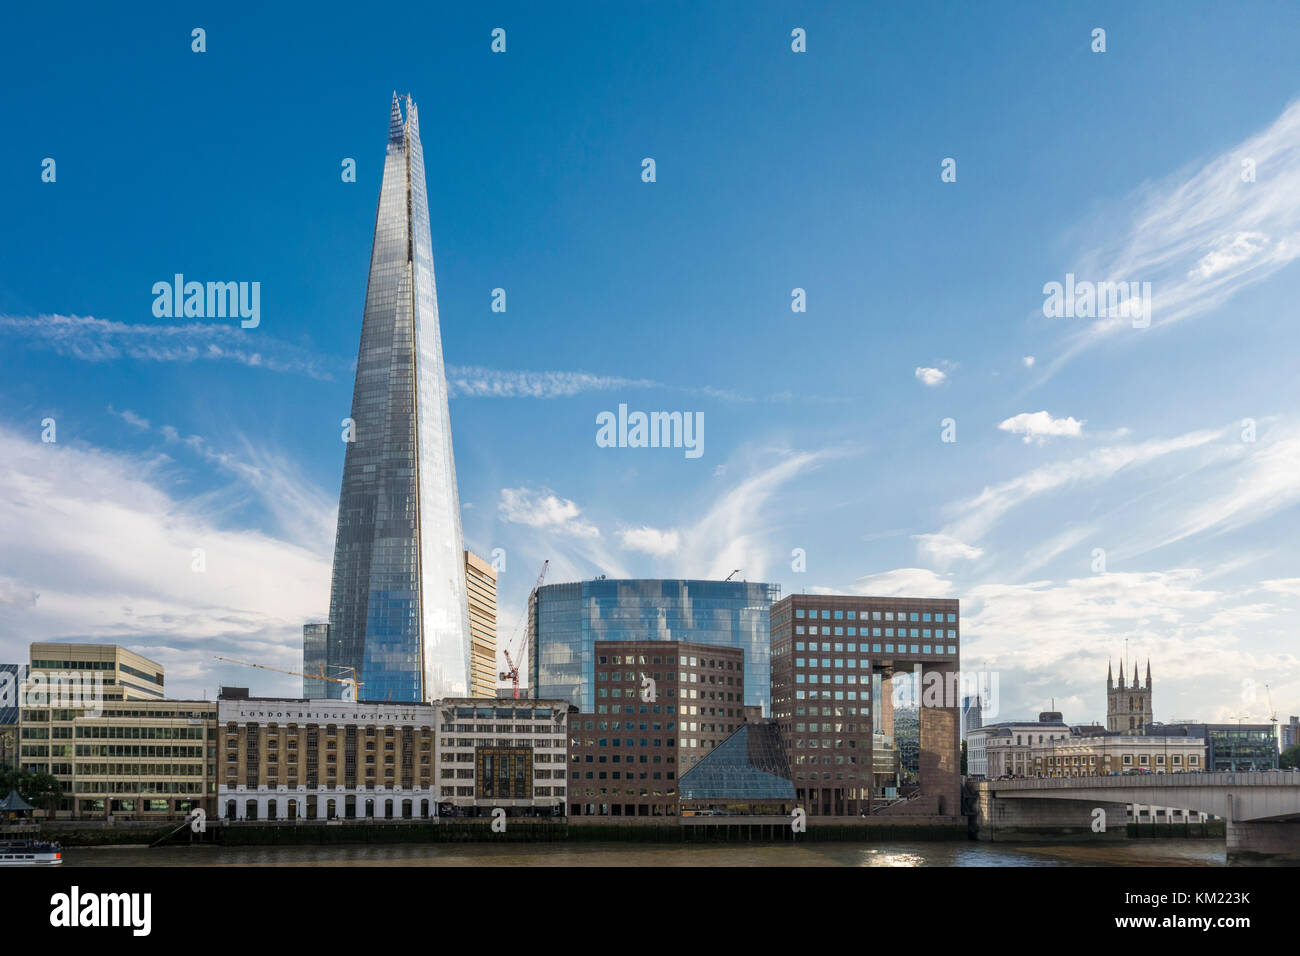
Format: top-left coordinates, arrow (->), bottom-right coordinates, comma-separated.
21,771 -> 62,811
1281,744 -> 1300,770
0,768 -> 62,811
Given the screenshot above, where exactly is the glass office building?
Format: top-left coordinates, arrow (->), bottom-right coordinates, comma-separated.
528,578 -> 778,714
324,93 -> 470,703
1148,722 -> 1279,772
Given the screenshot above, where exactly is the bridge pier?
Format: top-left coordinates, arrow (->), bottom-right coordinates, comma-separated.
1226,821 -> 1300,859
975,793 -> 1130,843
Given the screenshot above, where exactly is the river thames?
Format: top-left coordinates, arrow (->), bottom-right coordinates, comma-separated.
60,839 -> 1288,867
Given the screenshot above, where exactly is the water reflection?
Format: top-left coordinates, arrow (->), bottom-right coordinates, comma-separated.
61,839 -> 1258,868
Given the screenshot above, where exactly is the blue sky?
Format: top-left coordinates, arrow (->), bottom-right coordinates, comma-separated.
3,2 -> 1300,726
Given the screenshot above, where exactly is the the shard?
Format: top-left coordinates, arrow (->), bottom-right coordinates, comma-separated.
323,92 -> 470,703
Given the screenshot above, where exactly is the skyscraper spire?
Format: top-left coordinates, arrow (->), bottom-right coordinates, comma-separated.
389,91 -> 404,144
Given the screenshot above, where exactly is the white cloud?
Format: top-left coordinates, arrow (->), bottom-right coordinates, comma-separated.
497,487 -> 600,538
617,526 -> 681,556
955,567 -> 1300,723
1260,578 -> 1300,598
998,411 -> 1085,444
107,405 -> 150,430
914,366 -> 947,387
851,567 -> 955,598
1190,231 -> 1270,279
912,533 -> 984,563
0,425 -> 331,698
1022,356 -> 1035,368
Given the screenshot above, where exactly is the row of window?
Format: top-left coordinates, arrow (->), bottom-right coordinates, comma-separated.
795,609 -> 957,623
798,625 -> 958,640
792,691 -> 869,702
795,640 -> 957,655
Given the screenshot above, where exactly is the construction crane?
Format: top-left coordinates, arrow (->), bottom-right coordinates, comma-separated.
214,656 -> 362,703
724,569 -> 742,581
499,559 -> 548,699
1266,683 -> 1278,733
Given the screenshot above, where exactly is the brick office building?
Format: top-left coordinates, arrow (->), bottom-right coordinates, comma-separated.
770,594 -> 961,818
568,641 -> 745,818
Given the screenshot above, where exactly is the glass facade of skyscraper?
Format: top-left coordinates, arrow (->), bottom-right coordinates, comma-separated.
301,623 -> 329,699
528,579 -> 778,715
324,94 -> 470,703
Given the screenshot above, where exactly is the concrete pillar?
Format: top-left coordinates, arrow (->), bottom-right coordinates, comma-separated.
1226,821 -> 1300,860
975,794 -> 1129,842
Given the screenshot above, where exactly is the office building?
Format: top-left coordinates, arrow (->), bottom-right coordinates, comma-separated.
18,644 -> 213,819
464,551 -> 499,699
961,694 -> 983,741
529,578 -> 777,715
567,641 -> 745,818
770,593 -> 961,817
1282,715 -> 1299,752
19,696 -> 216,820
1147,722 -> 1278,772
435,697 -> 568,817
323,93 -> 470,703
28,642 -> 165,701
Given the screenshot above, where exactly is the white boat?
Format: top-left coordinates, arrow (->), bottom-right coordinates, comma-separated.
0,840 -> 63,865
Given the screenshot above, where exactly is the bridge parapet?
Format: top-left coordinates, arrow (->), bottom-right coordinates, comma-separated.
974,771 -> 1300,794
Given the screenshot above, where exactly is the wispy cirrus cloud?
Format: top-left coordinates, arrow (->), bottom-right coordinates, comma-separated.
1041,98 -> 1300,378
444,365 -> 837,404
447,366 -> 661,399
945,427 -> 1225,546
1,313 -> 336,380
